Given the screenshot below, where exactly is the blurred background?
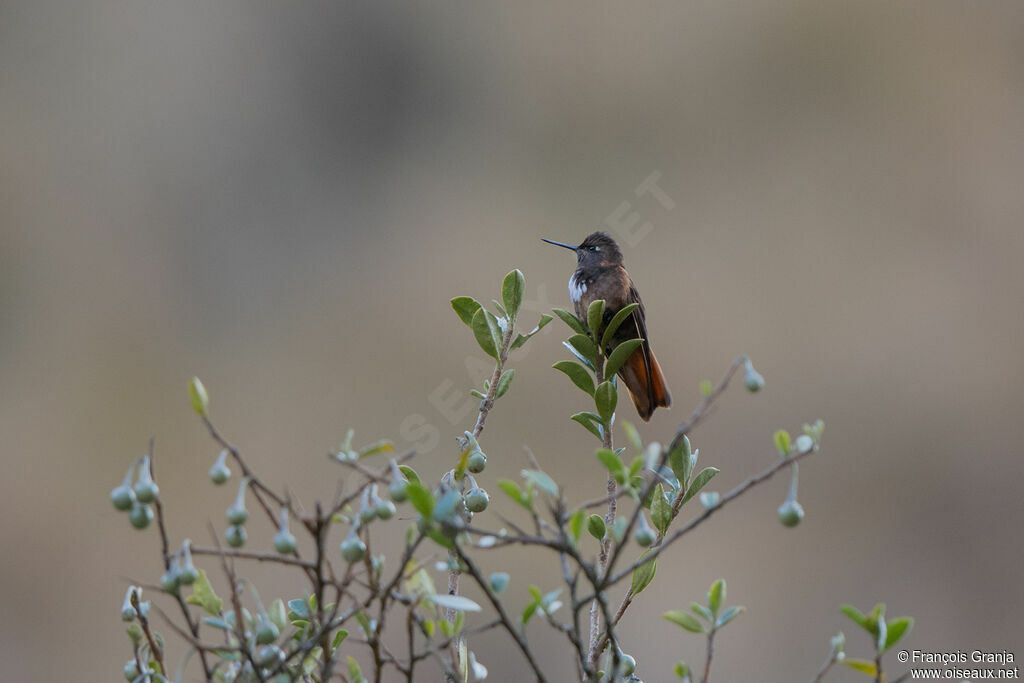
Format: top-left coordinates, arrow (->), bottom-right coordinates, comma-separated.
2,1 -> 1023,681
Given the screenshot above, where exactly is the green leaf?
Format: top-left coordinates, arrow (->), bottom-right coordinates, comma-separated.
451,297 -> 482,326
690,602 -> 713,622
491,299 -> 507,319
331,629 -> 349,652
667,435 -> 692,487
567,334 -> 598,367
406,482 -> 435,519
189,377 -> 209,417
552,308 -> 587,335
510,314 -> 553,350
884,616 -> 914,651
425,527 -> 454,549
359,439 -> 394,458
202,617 -> 231,630
681,467 -> 719,506
502,270 -> 525,320
840,604 -> 869,631
288,598 -> 310,620
708,579 -> 725,615
497,479 -> 532,510
433,489 -> 461,523
347,655 -> 364,682
268,599 -> 287,631
842,658 -> 878,677
397,465 -> 420,485
622,421 -> 642,451
553,361 -> 596,396
674,661 -> 690,678
651,484 -> 672,534
587,299 -> 606,339
601,302 -> 640,349
568,508 -> 585,542
428,594 -> 482,612
605,338 -> 644,378
571,412 -> 603,440
521,469 -> 558,497
774,429 -> 792,456
471,308 -> 503,360
521,601 -> 539,625
587,514 -> 606,541
495,369 -> 515,398
594,381 -> 617,423
630,554 -> 657,595
716,605 -> 745,629
596,448 -> 625,479
185,570 -> 223,617
664,610 -> 705,633
699,379 -> 713,397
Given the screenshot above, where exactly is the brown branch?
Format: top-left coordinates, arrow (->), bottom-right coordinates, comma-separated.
452,541 -> 549,683
148,437 -> 213,680
131,590 -> 166,677
189,546 -> 316,569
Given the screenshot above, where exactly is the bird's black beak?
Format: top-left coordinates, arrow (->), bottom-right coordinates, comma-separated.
541,238 -> 578,251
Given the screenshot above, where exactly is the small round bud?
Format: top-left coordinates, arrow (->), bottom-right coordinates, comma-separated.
634,516 -> 656,548
133,456 -> 159,503
795,434 -> 814,454
464,487 -> 489,513
129,502 -> 154,529
777,499 -> 805,527
375,500 -> 397,520
178,562 -> 199,586
619,653 -> 637,676
256,644 -> 284,668
273,529 -> 297,554
360,504 -> 377,524
467,450 -> 487,474
226,503 -> 248,526
388,478 -> 408,502
225,524 -> 247,548
111,484 -> 136,511
744,365 -> 765,393
254,614 -> 280,645
161,568 -> 180,593
124,660 -> 140,681
489,572 -> 510,594
209,449 -> 231,485
341,536 -> 367,563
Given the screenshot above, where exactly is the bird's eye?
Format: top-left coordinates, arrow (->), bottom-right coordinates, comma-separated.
591,246 -> 600,252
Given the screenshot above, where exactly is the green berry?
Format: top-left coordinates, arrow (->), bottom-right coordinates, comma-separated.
489,572 -> 510,594
388,478 -> 408,502
111,484 -> 136,511
209,449 -> 231,485
257,644 -> 283,668
777,499 -> 805,527
341,536 -> 367,563
467,450 -> 487,474
129,502 -> 153,529
254,614 -> 280,645
161,568 -> 180,593
375,500 -> 397,520
464,487 -> 489,513
273,529 -> 297,554
226,503 -> 248,526
225,524 -> 247,548
124,660 -> 139,681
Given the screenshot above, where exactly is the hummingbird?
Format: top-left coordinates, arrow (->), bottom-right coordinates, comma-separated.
543,232 -> 671,421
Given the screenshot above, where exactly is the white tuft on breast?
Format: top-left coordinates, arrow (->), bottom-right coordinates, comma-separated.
569,275 -> 587,303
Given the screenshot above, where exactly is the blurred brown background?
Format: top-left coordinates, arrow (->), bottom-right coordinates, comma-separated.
2,2 -> 1023,681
